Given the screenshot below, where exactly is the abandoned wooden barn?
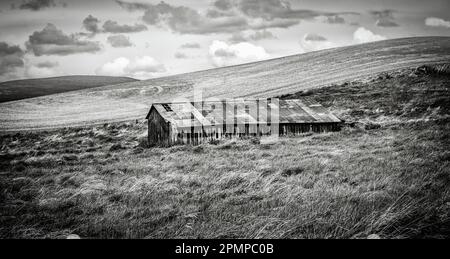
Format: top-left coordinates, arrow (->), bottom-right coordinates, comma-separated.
145,98 -> 341,146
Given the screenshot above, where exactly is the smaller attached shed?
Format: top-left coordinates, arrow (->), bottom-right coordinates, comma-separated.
145,98 -> 341,146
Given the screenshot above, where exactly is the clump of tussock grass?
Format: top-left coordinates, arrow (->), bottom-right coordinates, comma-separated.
215,140 -> 236,150
109,143 -> 125,151
137,135 -> 149,148
280,167 -> 304,177
208,139 -> 221,145
23,155 -> 59,167
169,145 -> 190,153
192,146 -> 204,154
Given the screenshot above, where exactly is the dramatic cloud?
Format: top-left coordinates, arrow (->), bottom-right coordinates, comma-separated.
117,1 -> 215,33
229,30 -> 276,42
425,17 -> 450,28
247,18 -> 299,30
83,15 -> 101,34
209,40 -> 270,67
107,35 -> 133,48
103,20 -> 148,33
353,27 -> 386,44
315,15 -> 345,24
136,1 -> 248,34
236,0 -> 356,21
83,16 -> 148,35
238,0 -> 313,20
12,0 -> 63,11
300,34 -> 337,52
116,0 -> 356,34
96,56 -> 166,79
0,42 -> 25,76
115,0 -> 149,11
26,24 -> 102,56
180,43 -> 201,49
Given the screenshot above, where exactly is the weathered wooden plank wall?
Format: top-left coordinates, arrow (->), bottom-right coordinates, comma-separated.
150,122 -> 341,146
147,108 -> 171,146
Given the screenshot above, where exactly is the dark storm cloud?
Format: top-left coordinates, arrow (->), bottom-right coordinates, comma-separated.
237,0 -> 315,20
26,24 -> 101,56
125,1 -> 248,34
0,42 -> 25,76
236,0 -> 357,20
137,1 -> 217,31
12,0 -> 64,11
107,34 -> 133,48
83,15 -> 101,34
82,15 -> 148,34
115,0 -> 149,11
103,20 -> 148,33
115,0 -> 358,34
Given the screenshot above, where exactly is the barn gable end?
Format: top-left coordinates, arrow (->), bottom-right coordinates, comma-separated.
147,106 -> 172,146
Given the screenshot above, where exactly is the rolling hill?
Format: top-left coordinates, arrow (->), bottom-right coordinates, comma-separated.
1,37 -> 450,131
0,76 -> 138,103
1,63 -> 449,238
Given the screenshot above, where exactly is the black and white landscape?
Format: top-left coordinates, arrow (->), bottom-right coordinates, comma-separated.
0,0 -> 449,239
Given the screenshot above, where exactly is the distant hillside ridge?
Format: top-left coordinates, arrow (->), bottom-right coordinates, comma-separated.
1,37 -> 450,131
0,76 -> 138,103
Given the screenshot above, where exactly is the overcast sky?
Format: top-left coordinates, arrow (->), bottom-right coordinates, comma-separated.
1,0 -> 450,82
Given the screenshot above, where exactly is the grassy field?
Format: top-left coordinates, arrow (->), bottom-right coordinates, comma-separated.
0,76 -> 137,103
1,65 -> 449,238
1,37 -> 450,131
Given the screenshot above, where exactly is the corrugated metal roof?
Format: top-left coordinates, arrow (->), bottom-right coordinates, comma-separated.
147,98 -> 340,128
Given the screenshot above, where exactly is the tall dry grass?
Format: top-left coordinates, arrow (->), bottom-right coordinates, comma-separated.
0,66 -> 449,239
